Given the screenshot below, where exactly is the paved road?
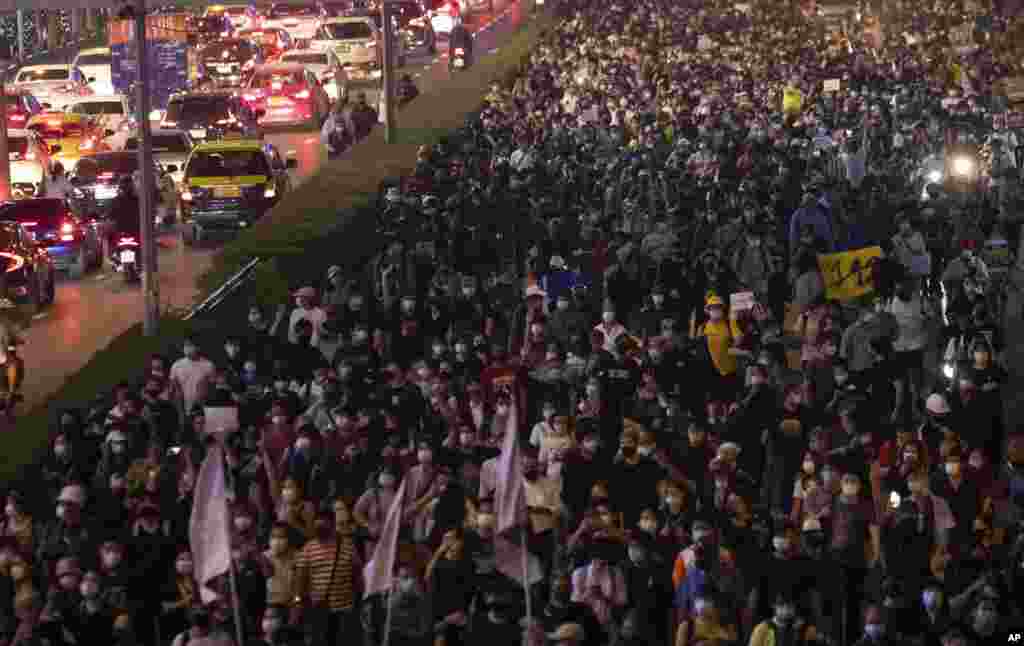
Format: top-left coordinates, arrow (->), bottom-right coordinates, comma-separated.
15,0 -> 526,411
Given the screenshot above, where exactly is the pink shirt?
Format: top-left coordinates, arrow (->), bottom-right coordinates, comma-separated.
571,563 -> 628,626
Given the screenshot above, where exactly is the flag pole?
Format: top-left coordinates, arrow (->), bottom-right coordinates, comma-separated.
382,586 -> 395,646
222,447 -> 246,646
521,528 -> 532,621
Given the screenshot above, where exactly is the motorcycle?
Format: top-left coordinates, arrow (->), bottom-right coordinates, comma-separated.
112,235 -> 141,283
450,46 -> 469,71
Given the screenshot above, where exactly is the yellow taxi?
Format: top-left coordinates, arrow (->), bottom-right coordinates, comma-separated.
179,138 -> 295,243
25,112 -> 110,168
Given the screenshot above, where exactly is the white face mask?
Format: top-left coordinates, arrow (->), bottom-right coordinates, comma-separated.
379,474 -> 396,488
637,446 -> 653,457
262,619 -> 281,636
602,312 -> 615,324
176,560 -> 193,576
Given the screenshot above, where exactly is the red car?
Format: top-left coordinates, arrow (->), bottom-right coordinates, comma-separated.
242,63 -> 330,127
3,90 -> 44,132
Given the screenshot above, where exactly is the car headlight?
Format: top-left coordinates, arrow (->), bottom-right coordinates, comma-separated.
926,170 -> 942,183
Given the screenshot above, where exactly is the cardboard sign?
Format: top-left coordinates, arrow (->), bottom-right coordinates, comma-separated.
817,246 -> 882,302
730,291 -> 756,314
823,78 -> 841,93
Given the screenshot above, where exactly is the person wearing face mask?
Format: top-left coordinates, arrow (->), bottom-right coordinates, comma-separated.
41,434 -> 85,500
168,338 -> 217,420
610,429 -> 663,527
291,508 -> 362,645
0,492 -> 34,556
548,294 -> 589,351
881,470 -> 954,592
353,467 -> 400,551
571,540 -> 628,634
829,472 -> 881,646
675,593 -> 738,646
696,296 -> 738,412
929,451 -> 980,547
464,590 -> 523,646
851,605 -> 893,646
250,605 -> 299,646
748,593 -> 819,646
71,570 -> 112,645
619,534 -> 672,646
36,484 -> 94,566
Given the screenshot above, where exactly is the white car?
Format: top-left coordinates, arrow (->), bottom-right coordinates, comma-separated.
64,95 -> 134,150
72,47 -> 114,95
311,17 -> 404,79
262,3 -> 322,42
10,64 -> 91,111
122,129 -> 193,186
6,129 -> 51,198
278,49 -> 349,103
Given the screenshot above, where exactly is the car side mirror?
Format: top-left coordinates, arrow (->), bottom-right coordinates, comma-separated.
165,164 -> 178,174
50,145 -> 61,154
285,158 -> 298,169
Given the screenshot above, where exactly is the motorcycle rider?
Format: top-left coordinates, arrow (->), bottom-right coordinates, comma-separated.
45,162 -> 70,199
449,22 -> 473,68
106,175 -> 142,266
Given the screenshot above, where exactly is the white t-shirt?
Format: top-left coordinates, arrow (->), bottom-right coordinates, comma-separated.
888,294 -> 927,352
169,356 -> 216,414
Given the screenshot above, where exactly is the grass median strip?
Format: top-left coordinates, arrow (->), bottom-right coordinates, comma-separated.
4,9 -> 551,495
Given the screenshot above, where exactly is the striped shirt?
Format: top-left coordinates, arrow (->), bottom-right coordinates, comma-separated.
293,537 -> 358,611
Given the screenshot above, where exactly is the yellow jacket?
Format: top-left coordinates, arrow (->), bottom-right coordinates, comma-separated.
748,620 -> 818,646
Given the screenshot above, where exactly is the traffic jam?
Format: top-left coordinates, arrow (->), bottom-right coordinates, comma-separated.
0,0 -> 467,296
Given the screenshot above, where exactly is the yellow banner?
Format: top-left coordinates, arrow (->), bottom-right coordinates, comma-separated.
782,87 -> 803,115
817,246 -> 882,302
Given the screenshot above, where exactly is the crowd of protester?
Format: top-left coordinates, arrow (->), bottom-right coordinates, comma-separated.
4,0 -> 1024,645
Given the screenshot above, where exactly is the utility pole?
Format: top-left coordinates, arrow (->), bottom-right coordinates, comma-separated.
134,0 -> 159,336
16,11 -> 24,61
381,1 -> 396,144
0,79 -> 11,203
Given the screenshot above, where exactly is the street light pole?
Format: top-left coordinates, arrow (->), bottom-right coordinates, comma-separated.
381,0 -> 396,144
134,0 -> 159,336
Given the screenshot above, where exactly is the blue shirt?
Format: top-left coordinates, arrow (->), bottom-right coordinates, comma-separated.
674,566 -> 708,613
788,204 -> 835,252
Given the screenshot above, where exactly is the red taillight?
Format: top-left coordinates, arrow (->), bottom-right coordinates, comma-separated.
61,222 -> 75,235
119,237 -> 137,244
454,47 -> 465,55
293,89 -> 310,99
9,114 -> 25,122
99,172 -> 114,179
60,235 -> 75,241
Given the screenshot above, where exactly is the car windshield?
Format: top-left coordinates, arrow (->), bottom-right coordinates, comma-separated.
0,200 -> 67,227
253,71 -> 304,88
202,41 -> 256,61
126,135 -> 190,153
282,52 -> 328,65
187,150 -> 270,177
166,98 -> 232,122
7,138 -> 29,156
269,4 -> 318,18
72,101 -> 125,116
31,122 -> 84,139
17,68 -> 69,82
323,21 -> 373,39
75,54 -> 111,66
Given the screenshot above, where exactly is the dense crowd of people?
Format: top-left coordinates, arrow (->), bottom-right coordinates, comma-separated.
5,0 -> 1024,645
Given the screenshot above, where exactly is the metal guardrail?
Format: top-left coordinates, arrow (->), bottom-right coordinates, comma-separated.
183,256 -> 261,321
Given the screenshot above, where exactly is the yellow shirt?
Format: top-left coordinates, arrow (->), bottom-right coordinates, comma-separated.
748,621 -> 818,646
677,617 -> 735,646
699,320 -> 737,376
782,87 -> 803,115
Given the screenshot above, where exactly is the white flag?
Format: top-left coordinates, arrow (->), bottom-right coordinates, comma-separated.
189,407 -> 238,604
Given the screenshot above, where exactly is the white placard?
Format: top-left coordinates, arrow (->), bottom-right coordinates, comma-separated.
730,291 -> 756,313
204,407 -> 239,436
823,78 -> 841,93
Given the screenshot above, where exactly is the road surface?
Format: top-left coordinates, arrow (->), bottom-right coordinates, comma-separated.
15,0 -> 527,411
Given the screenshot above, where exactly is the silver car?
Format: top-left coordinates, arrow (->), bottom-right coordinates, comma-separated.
122,129 -> 194,187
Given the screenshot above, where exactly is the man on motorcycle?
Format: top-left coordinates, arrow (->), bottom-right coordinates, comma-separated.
449,23 -> 473,69
106,175 -> 142,259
